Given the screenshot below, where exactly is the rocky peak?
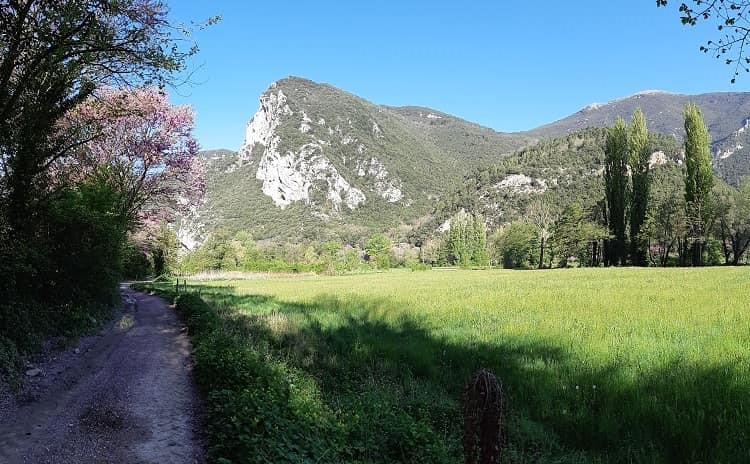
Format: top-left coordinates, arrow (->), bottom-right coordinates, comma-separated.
236,78 -> 412,213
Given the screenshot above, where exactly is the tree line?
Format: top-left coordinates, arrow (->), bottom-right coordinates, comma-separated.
489,104 -> 750,269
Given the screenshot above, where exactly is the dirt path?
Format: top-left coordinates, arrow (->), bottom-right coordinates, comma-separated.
0,284 -> 204,463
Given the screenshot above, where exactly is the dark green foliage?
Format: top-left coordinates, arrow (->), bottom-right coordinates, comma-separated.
684,104 -> 714,212
604,118 -> 629,266
0,1 -> 202,377
121,241 -> 153,279
551,203 -> 608,267
642,169 -> 688,266
684,103 -> 714,266
153,249 -> 167,277
0,178 -> 126,374
447,212 -> 489,267
151,223 -> 179,276
0,335 -> 22,384
628,109 -> 651,265
366,233 -> 392,269
712,177 -> 750,264
492,221 -> 538,269
432,128 -> 618,234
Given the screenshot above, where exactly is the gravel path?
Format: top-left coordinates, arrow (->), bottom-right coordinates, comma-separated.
0,284 -> 204,463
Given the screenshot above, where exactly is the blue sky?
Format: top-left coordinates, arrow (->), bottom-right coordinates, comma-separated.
168,1 -> 734,150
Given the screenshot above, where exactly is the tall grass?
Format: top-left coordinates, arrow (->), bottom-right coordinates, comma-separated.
147,267 -> 750,463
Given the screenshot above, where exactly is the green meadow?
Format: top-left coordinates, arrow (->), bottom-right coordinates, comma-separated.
148,267 -> 750,463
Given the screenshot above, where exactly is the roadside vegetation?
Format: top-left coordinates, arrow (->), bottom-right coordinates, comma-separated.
141,267 -> 750,463
0,3 -> 208,382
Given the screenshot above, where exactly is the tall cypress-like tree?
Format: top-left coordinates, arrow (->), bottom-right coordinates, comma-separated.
448,212 -> 470,266
604,117 -> 629,265
683,103 -> 714,266
628,108 -> 651,266
471,214 -> 490,266
447,211 -> 489,266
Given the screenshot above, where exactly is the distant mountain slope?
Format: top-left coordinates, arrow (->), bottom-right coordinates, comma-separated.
425,128 -> 685,238
527,90 -> 750,183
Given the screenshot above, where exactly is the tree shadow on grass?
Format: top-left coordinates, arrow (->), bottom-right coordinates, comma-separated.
170,283 -> 750,463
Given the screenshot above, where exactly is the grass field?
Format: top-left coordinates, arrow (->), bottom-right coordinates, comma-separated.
150,267 -> 750,463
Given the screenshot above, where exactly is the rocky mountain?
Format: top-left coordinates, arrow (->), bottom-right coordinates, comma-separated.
193,77 -> 532,244
186,79 -> 750,247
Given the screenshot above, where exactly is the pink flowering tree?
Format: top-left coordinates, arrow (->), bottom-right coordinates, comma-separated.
62,86 -> 205,232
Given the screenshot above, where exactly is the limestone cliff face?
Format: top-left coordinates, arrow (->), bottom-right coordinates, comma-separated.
237,79 -> 404,212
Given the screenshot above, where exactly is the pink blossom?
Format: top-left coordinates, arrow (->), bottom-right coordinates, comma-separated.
62,86 -> 204,227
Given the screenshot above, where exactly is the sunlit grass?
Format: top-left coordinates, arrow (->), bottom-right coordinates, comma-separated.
165,267 -> 750,462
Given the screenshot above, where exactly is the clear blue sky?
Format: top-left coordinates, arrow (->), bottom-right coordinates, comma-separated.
167,1 -> 734,150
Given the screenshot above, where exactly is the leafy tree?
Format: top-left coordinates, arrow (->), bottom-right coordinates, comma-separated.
152,223 -> 179,276
320,241 -> 343,274
447,212 -> 472,266
122,240 -> 153,279
447,211 -> 489,266
63,86 -> 205,225
553,203 -> 609,267
643,173 -> 688,266
527,199 -> 558,269
0,2 -> 212,362
493,221 -> 537,269
343,246 -> 365,271
0,1 -> 206,229
604,117 -> 629,265
366,233 -> 392,269
196,229 -> 233,271
231,231 -> 260,267
471,214 -> 490,266
713,177 -> 750,264
419,239 -> 442,265
629,108 -> 651,265
684,103 -> 714,266
657,0 -> 750,83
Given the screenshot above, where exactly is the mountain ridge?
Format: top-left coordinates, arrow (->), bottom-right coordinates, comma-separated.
187,77 -> 750,247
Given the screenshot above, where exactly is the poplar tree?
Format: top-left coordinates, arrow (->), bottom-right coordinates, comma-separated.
683,103 -> 714,266
471,214 -> 490,266
448,211 -> 489,266
604,117 -> 629,265
628,108 -> 651,265
448,212 -> 466,266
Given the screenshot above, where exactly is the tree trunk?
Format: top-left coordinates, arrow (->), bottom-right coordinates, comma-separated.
662,242 -> 673,267
691,241 -> 703,267
538,238 -> 545,270
591,240 -> 599,267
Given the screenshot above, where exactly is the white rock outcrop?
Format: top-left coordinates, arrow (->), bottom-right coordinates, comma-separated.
648,151 -> 669,168
356,157 -> 403,202
255,140 -> 365,210
238,82 -> 408,211
240,88 -> 292,162
494,174 -> 547,194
